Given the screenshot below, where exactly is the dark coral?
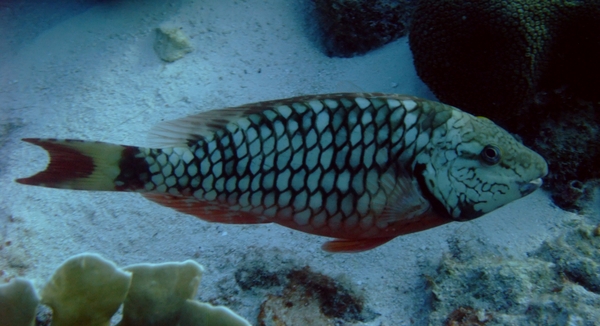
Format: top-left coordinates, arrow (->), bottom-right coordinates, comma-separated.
234,266 -> 282,291
286,267 -> 366,321
313,0 -> 417,57
238,263 -> 377,324
532,94 -> 599,208
445,306 -> 492,326
409,0 -> 600,206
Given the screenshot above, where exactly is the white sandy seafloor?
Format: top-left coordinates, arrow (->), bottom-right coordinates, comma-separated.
0,0 -> 597,325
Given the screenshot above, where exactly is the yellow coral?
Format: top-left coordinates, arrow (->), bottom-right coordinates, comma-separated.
0,254 -> 250,326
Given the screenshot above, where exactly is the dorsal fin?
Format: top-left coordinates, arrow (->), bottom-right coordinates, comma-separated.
146,93 -> 423,148
147,106 -> 263,148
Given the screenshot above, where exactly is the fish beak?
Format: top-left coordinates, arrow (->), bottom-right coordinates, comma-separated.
519,178 -> 543,196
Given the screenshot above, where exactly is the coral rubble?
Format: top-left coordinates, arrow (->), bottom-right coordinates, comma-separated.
429,224 -> 600,325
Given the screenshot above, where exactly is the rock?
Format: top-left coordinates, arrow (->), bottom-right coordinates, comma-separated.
153,26 -> 193,62
534,224 -> 600,295
429,224 -> 600,325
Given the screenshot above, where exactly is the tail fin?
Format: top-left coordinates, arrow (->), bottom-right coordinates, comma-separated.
16,138 -> 145,191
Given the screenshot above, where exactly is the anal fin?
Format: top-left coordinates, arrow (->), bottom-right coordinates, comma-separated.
142,193 -> 269,224
321,237 -> 395,253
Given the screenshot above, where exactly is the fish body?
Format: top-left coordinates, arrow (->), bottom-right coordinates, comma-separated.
17,93 -> 548,252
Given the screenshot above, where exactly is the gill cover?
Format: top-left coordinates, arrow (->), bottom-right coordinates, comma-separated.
417,113 -> 547,221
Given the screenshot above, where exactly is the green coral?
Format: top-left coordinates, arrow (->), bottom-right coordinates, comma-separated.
0,278 -> 39,326
118,260 -> 203,326
0,254 -> 250,326
41,254 -> 131,326
408,0 -> 600,123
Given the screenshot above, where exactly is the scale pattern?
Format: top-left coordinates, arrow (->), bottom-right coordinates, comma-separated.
135,95 -> 451,235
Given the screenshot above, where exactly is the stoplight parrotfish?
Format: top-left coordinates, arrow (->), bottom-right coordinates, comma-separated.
17,93 -> 548,252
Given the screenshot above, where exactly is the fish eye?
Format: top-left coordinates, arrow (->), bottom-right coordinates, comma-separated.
480,145 -> 501,165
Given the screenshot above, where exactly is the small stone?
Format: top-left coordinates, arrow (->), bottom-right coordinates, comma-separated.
153,26 -> 193,62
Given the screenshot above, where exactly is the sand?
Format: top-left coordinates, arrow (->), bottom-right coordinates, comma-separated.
0,0 -> 587,325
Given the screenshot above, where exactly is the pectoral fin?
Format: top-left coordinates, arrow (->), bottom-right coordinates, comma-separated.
321,165 -> 451,253
369,164 -> 431,224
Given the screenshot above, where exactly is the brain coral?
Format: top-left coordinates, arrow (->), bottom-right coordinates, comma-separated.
408,0 -> 600,125
409,0 -> 600,208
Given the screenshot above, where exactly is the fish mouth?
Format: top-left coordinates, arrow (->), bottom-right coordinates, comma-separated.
519,178 -> 543,196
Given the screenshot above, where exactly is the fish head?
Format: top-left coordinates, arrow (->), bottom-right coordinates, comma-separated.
418,114 -> 548,221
